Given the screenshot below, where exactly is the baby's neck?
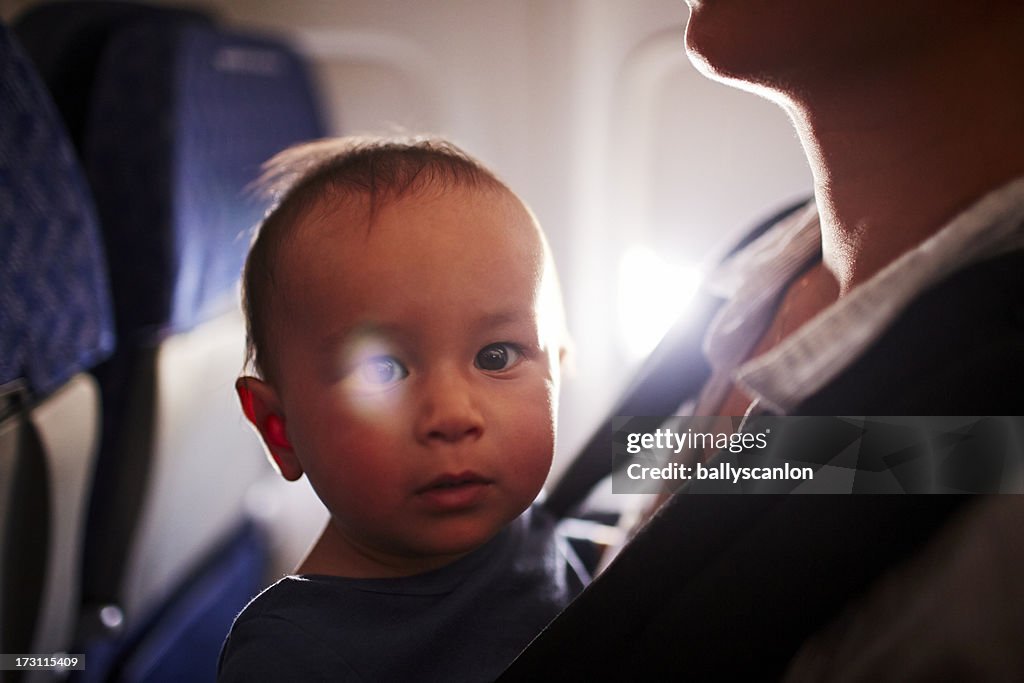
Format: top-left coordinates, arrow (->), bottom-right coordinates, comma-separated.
296,521 -> 475,579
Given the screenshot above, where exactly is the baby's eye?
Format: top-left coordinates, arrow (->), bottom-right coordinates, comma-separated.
475,343 -> 522,372
354,355 -> 409,386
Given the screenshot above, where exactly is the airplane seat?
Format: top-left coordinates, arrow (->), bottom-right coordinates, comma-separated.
11,0 -> 213,154
0,21 -> 115,680
12,10 -> 326,682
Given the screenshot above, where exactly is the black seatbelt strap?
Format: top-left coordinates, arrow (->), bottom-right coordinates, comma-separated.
543,291 -> 721,519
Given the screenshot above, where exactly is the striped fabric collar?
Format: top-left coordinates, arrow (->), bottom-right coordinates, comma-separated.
698,175 -> 1024,415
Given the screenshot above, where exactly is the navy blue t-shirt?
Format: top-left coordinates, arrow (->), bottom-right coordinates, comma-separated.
218,506 -> 584,682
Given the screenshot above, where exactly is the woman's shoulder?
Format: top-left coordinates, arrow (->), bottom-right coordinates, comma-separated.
801,248 -> 1024,415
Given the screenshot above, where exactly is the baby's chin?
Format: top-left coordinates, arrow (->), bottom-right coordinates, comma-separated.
405,506 -> 531,561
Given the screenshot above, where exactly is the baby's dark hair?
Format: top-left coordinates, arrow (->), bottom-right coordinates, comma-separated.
241,135 -> 511,383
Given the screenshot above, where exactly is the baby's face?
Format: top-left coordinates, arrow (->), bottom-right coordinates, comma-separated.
270,185 -> 560,573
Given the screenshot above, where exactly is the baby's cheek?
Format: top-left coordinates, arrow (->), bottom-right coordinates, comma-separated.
508,396 -> 557,491
310,386 -> 406,446
300,412 -> 405,493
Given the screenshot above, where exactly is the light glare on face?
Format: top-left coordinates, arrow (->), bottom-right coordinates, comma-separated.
340,335 -> 406,418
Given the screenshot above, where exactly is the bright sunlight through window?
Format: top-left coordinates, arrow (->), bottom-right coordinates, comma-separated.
617,246 -> 703,359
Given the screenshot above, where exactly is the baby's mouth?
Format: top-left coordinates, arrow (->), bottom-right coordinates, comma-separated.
417,471 -> 493,493
415,471 -> 494,510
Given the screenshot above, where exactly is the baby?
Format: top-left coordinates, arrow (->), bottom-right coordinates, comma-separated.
218,136 -> 583,682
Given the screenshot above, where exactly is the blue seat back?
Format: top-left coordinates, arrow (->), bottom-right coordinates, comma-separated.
86,19 -> 324,337
17,11 -> 325,682
0,19 -> 115,662
0,25 -> 114,396
12,0 -> 211,152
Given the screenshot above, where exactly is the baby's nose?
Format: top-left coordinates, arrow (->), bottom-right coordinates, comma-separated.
414,371 -> 484,444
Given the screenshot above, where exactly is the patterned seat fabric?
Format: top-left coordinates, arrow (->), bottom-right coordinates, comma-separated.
13,0 -> 212,151
0,22 -> 114,398
85,19 -> 324,338
0,19 -> 115,663
13,9 -> 325,682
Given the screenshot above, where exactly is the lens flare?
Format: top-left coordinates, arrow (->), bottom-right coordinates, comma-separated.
617,245 -> 703,359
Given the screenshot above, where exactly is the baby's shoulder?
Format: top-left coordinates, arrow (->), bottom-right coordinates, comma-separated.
235,575 -> 332,619
218,577 -> 360,681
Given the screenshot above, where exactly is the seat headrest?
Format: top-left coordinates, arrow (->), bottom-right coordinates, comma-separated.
0,23 -> 115,398
12,1 -> 213,152
83,20 -> 325,338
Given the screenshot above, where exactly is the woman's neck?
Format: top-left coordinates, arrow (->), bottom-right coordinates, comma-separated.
782,9 -> 1024,295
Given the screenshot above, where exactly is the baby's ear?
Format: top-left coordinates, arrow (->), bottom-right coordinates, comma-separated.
236,377 -> 304,481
